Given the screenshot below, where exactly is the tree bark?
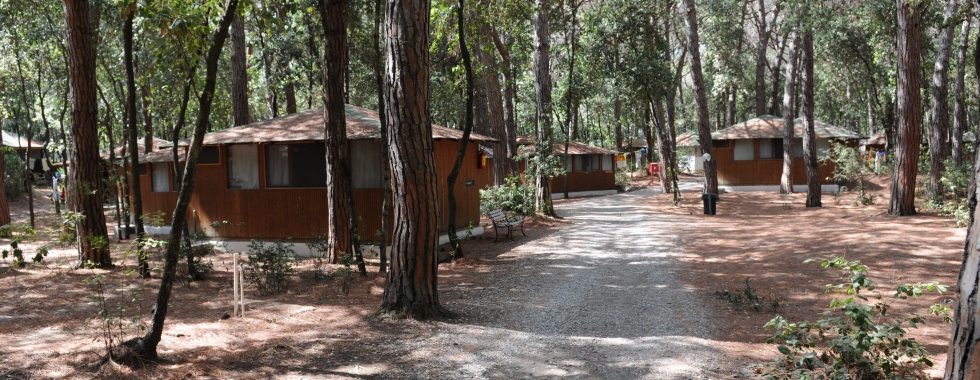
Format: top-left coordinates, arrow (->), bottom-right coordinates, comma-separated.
64,0 -> 110,267
532,0 -> 557,216
889,0 -> 924,216
124,5 -> 149,276
318,0 -> 365,274
754,0 -> 768,116
379,0 -> 446,318
0,115 -> 9,227
928,0 -> 959,201
140,85 -> 152,153
134,0 -> 238,360
952,15 -> 972,166
683,0 -> 717,195
476,24 -> 507,186
489,29 -> 518,176
447,0 -> 475,259
230,14 -> 250,126
768,31 -> 790,116
801,31 -> 820,207
780,32 -> 798,194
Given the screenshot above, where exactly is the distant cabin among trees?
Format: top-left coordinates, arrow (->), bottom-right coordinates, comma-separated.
710,116 -> 863,187
132,105 -> 496,241
2,130 -> 51,179
516,136 -> 619,199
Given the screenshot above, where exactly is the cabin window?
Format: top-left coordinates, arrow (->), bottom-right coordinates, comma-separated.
817,139 -> 831,158
733,140 -> 754,161
151,163 -> 170,192
759,138 -> 784,159
265,143 -> 327,188
138,163 -> 148,176
576,155 -> 600,172
712,140 -> 730,149
566,155 -> 574,171
350,140 -> 382,188
227,144 -> 259,189
602,154 -> 612,170
793,139 -> 804,158
199,146 -> 220,164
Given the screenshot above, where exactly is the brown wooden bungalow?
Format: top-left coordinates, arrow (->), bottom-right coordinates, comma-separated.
711,115 -> 863,188
3,130 -> 50,178
133,105 -> 496,242
516,136 -> 619,198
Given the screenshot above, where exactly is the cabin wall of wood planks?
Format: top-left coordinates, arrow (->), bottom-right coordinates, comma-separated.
516,155 -> 617,194
136,139 -> 491,242
713,138 -> 857,186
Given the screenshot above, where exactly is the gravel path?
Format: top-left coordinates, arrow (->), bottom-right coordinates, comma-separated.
385,189 -> 726,379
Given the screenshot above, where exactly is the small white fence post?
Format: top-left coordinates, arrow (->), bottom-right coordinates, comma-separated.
232,252 -> 245,317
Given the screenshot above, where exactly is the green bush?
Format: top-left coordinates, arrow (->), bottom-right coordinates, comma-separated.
243,239 -> 296,294
480,175 -> 535,216
823,142 -> 875,205
4,149 -> 25,198
762,256 -> 950,380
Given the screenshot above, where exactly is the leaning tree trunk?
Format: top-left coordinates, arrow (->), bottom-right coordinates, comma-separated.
64,0 -> 110,267
372,0 -> 389,273
379,0 -> 446,319
230,14 -> 250,126
780,32 -> 798,194
318,0 -> 365,275
683,0 -> 717,195
952,16 -> 971,166
476,24 -> 508,186
928,0 -> 959,201
132,0 -> 238,362
889,0 -> 924,216
801,31 -> 820,207
124,5 -> 149,277
447,0 -> 475,259
489,30 -> 518,176
532,0 -> 557,217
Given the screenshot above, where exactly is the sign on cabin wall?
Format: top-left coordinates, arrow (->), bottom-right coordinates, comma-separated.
464,180 -> 476,186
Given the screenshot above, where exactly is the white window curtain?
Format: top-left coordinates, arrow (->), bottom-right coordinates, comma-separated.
351,140 -> 382,188
817,139 -> 831,158
577,155 -> 589,172
759,138 -> 774,159
793,139 -> 804,158
733,139 -> 754,161
602,154 -> 612,170
267,145 -> 290,187
590,155 -> 600,171
152,163 -> 169,192
566,155 -> 574,172
228,144 -> 259,189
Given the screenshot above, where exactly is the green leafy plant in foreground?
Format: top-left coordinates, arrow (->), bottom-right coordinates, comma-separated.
762,256 -> 951,380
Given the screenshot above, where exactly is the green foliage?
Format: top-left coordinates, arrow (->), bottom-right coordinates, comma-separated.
719,278 -> 783,313
306,233 -> 331,281
82,252 -> 150,361
142,211 -> 166,228
480,175 -> 535,216
331,252 -> 357,296
925,158 -> 972,227
0,224 -> 46,268
243,239 -> 296,295
762,256 -> 950,380
824,142 -> 875,205
4,149 -> 24,198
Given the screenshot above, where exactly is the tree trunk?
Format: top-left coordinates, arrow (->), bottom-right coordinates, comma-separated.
614,94 -> 623,151
0,116 -> 10,227
754,0 -> 768,116
952,16 -> 971,166
124,5 -> 149,277
64,0 -> 110,267
285,82 -> 297,114
476,25 -> 507,186
489,29 -> 518,177
683,0 -> 717,195
447,0 -> 475,259
379,0 -> 446,319
318,0 -> 365,274
780,32 -> 798,194
889,0 -> 924,216
134,0 -> 238,360
532,0 -> 557,216
373,0 -> 389,273
928,0 -> 959,201
140,85 -> 152,153
768,31 -> 790,116
230,14 -> 250,126
801,31 -> 820,207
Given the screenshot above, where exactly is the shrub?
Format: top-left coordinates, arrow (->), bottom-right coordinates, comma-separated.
331,252 -> 356,296
823,142 -> 875,205
480,175 -> 535,216
762,256 -> 950,380
243,239 -> 296,294
306,233 -> 331,280
4,149 -> 24,198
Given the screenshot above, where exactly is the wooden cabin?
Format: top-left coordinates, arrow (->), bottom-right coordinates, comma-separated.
675,131 -> 704,173
3,130 -> 50,179
712,116 -> 863,186
134,105 -> 496,242
516,136 -> 619,198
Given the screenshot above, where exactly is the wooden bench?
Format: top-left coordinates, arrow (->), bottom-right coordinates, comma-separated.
487,209 -> 526,242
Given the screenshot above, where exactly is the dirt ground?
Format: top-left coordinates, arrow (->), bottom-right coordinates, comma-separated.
0,175 -> 967,379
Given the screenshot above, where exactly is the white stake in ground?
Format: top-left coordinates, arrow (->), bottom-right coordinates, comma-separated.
233,252 -> 245,317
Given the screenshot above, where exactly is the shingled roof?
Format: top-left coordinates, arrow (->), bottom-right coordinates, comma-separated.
712,115 -> 864,140
516,136 -> 619,156
187,105 -> 496,146
676,131 -> 699,147
2,130 -> 44,149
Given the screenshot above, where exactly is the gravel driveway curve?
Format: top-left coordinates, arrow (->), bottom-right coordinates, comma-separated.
383,189 -> 727,379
